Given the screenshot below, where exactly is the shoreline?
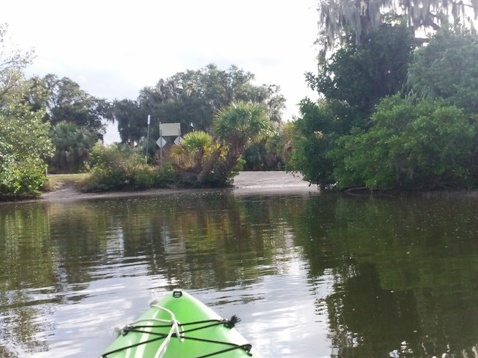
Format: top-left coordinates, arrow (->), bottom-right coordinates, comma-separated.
39,171 -> 317,202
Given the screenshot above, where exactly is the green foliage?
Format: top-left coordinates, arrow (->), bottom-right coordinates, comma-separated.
289,99 -> 336,185
213,101 -> 272,145
0,103 -> 53,198
118,64 -> 285,152
0,27 -> 53,199
37,74 -> 113,134
265,129 -> 290,169
84,144 -> 174,191
167,102 -> 275,187
294,23 -> 414,187
242,142 -> 268,170
294,25 -> 478,191
181,130 -> 213,151
218,102 -> 271,178
407,29 -> 478,114
241,123 -> 293,171
331,96 -> 476,190
169,131 -> 219,175
48,121 -> 98,173
308,23 -> 414,124
112,99 -> 146,145
152,162 -> 175,186
0,24 -> 35,106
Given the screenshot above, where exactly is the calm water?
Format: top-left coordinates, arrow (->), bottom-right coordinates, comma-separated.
1,189 -> 478,357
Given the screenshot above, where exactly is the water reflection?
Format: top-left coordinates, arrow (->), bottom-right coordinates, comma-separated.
0,192 -> 478,357
296,196 -> 478,357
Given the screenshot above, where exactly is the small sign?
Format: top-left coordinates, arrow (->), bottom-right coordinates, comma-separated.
174,136 -> 183,145
160,123 -> 181,136
156,137 -> 167,148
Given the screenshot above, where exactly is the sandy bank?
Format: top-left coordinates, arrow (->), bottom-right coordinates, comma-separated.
40,171 -> 318,202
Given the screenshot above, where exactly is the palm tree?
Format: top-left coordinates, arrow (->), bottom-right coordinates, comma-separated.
49,122 -> 97,173
169,130 -> 217,174
197,101 -> 273,185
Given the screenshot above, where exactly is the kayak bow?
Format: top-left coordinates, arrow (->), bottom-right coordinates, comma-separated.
101,290 -> 261,358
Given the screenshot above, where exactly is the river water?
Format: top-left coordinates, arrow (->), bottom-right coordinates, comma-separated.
1,188 -> 478,357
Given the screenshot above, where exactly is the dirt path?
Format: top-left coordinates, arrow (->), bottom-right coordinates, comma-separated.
40,171 -> 317,202
233,171 -> 314,190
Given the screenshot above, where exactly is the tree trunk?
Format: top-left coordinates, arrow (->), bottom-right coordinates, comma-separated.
197,146 -> 223,184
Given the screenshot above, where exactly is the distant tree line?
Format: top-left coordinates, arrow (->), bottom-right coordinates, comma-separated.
0,23 -> 289,199
112,64 -> 286,169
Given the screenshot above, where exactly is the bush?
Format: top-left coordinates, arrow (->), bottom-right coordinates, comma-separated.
0,101 -> 53,200
0,154 -> 48,199
331,96 -> 476,190
0,134 -> 51,199
82,144 -> 175,192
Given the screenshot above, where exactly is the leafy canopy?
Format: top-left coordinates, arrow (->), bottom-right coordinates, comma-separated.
48,121 -> 98,173
308,22 -> 414,123
34,74 -> 113,132
0,100 -> 53,196
294,24 -> 478,190
407,28 -> 478,114
116,64 -> 285,148
0,24 -> 53,198
289,99 -> 336,185
169,131 -> 217,175
168,101 -> 274,187
292,23 -> 415,187
331,96 -> 476,190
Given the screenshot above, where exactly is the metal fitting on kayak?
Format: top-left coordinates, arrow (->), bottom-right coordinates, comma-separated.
172,290 -> 183,298
224,315 -> 241,328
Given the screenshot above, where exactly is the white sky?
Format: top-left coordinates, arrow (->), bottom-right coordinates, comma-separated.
2,0 -> 319,143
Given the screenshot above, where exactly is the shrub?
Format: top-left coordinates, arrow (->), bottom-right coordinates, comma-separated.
82,144 -> 175,192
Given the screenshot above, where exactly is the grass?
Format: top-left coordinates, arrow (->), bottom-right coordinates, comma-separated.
45,173 -> 90,191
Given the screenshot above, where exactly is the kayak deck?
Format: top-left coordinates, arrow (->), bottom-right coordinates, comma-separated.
102,290 -> 261,358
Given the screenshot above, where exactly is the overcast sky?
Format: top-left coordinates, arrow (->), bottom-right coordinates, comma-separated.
2,0 -> 319,143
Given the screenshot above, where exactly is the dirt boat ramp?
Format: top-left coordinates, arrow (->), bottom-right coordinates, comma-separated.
41,171 -> 318,202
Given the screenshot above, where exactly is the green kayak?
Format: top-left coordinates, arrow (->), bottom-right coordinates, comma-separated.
101,290 -> 262,358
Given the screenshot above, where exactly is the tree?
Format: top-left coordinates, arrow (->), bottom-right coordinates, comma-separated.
37,74 -> 113,133
317,0 -> 478,53
0,24 -> 53,198
169,131 -> 220,184
331,96 -> 476,190
199,101 -> 273,185
289,99 -> 337,186
293,23 -> 414,187
48,122 -> 98,173
127,64 -> 285,152
307,23 -> 414,123
0,99 -> 53,197
169,102 -> 273,186
407,29 -> 478,114
0,24 -> 35,105
24,74 -> 113,174
112,99 -> 146,145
